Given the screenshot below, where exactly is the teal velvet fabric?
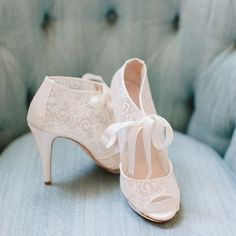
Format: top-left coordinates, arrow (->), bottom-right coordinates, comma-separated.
225,128 -> 236,174
187,50 -> 236,156
0,0 -> 235,165
0,1 -> 236,235
0,132 -> 235,236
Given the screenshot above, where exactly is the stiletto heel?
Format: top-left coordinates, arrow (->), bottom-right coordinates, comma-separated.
29,124 -> 57,185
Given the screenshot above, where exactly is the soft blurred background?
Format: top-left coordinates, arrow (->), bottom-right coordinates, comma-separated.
0,0 -> 236,235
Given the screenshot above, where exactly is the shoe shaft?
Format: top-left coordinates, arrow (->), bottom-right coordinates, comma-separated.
27,78 -> 54,130
28,76 -> 117,159
111,58 -> 156,122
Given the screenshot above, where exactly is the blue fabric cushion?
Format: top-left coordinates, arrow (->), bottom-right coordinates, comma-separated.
0,132 -> 235,236
0,47 -> 27,150
225,128 -> 236,175
187,50 -> 236,156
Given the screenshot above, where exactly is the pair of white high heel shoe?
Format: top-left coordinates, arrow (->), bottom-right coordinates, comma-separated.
27,58 -> 180,223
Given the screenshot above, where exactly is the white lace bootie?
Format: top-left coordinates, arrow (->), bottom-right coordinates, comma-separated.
27,74 -> 120,185
103,59 -> 180,222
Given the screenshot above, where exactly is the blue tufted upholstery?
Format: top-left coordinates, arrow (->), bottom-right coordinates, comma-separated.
1,0 -> 236,158
0,1 -> 236,234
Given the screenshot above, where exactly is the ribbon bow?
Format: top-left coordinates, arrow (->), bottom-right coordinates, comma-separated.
102,114 -> 174,178
82,73 -> 112,110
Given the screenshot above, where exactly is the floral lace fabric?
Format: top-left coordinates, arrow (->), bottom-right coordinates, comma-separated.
111,69 -> 144,122
120,172 -> 180,211
45,80 -> 118,159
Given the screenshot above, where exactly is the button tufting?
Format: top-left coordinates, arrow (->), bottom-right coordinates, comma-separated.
172,14 -> 179,31
41,11 -> 54,31
106,8 -> 118,25
233,42 -> 236,49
